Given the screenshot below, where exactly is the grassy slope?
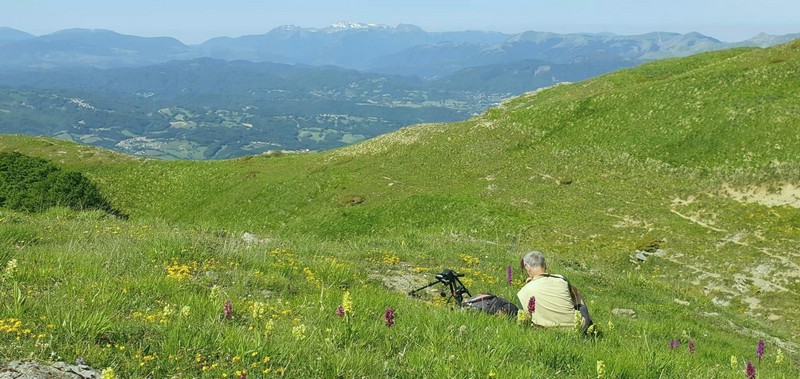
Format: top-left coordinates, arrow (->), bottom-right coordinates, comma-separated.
2,41 -> 800,377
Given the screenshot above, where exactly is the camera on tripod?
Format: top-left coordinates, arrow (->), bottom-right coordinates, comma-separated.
409,268 -> 471,305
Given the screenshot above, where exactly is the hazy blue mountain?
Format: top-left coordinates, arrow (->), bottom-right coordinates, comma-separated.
197,23 -> 480,69
734,32 -> 800,47
0,58 -> 427,102
366,42 -> 488,77
0,27 -> 33,42
431,30 -> 510,45
468,31 -> 726,65
1,23 -> 796,77
199,25 -> 718,73
0,28 -> 194,69
365,30 -> 728,77
431,54 -> 639,93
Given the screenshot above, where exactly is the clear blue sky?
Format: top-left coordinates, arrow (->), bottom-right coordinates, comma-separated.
1,0 -> 797,44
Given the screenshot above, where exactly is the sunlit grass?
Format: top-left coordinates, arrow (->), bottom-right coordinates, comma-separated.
2,41 -> 800,377
1,208 -> 798,377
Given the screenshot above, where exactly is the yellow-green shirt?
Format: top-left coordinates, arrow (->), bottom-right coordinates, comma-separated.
517,274 -> 576,327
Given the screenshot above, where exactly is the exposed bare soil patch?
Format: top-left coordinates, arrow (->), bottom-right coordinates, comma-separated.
722,183 -> 800,208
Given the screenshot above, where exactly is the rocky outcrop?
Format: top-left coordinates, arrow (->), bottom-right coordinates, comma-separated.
0,361 -> 100,379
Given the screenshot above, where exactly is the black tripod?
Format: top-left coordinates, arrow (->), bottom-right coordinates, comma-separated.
409,269 -> 471,305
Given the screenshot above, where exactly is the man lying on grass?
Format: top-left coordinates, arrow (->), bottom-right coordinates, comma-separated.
518,251 -> 593,330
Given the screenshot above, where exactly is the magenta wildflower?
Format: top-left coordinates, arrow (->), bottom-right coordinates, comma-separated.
384,307 -> 395,327
745,361 -> 756,379
506,265 -> 513,286
688,340 -> 695,354
76,358 -> 85,366
527,296 -> 536,313
223,299 -> 233,319
669,339 -> 680,350
756,340 -> 765,362
335,304 -> 345,317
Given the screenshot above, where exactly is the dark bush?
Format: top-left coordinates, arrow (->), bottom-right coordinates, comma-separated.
0,151 -> 119,215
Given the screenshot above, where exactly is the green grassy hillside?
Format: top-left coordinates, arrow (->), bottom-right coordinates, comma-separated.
1,40 -> 800,378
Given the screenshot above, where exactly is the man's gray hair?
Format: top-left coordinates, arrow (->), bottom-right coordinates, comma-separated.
522,251 -> 546,270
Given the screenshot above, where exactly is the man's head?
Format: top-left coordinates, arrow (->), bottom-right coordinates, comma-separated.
522,251 -> 547,275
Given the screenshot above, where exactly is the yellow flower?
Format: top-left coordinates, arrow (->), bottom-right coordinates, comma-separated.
100,367 -> 116,379
250,301 -> 267,319
303,267 -> 321,286
459,254 -> 480,266
382,254 -> 400,265
596,360 -> 606,379
730,355 -> 738,369
574,312 -> 583,332
0,318 -> 23,335
342,291 -> 354,316
776,349 -> 784,364
488,371 -> 497,378
162,304 -> 175,318
517,310 -> 529,325
166,262 -> 192,281
606,321 -> 614,332
210,285 -> 221,298
264,319 -> 275,334
2,259 -> 18,282
292,324 -> 307,341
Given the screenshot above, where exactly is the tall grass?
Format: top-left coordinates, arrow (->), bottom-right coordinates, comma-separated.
1,208 -> 798,377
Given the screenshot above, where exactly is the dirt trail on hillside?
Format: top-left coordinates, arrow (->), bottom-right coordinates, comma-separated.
668,209 -> 728,232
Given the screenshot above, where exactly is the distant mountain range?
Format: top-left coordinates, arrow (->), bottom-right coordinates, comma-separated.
0,23 -> 797,159
1,23 -> 798,77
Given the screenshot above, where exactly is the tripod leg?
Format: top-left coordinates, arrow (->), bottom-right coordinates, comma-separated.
408,280 -> 442,296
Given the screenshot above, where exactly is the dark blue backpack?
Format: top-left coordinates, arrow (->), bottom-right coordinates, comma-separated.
463,293 -> 519,318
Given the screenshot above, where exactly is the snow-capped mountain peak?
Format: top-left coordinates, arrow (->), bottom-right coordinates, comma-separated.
330,22 -> 380,29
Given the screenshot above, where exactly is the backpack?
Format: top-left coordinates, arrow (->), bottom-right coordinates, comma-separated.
542,274 -> 595,335
463,293 -> 519,318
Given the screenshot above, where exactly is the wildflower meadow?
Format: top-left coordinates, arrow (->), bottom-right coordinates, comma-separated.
2,40 -> 800,377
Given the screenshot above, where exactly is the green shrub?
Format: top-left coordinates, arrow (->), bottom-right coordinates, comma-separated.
0,151 -> 114,214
